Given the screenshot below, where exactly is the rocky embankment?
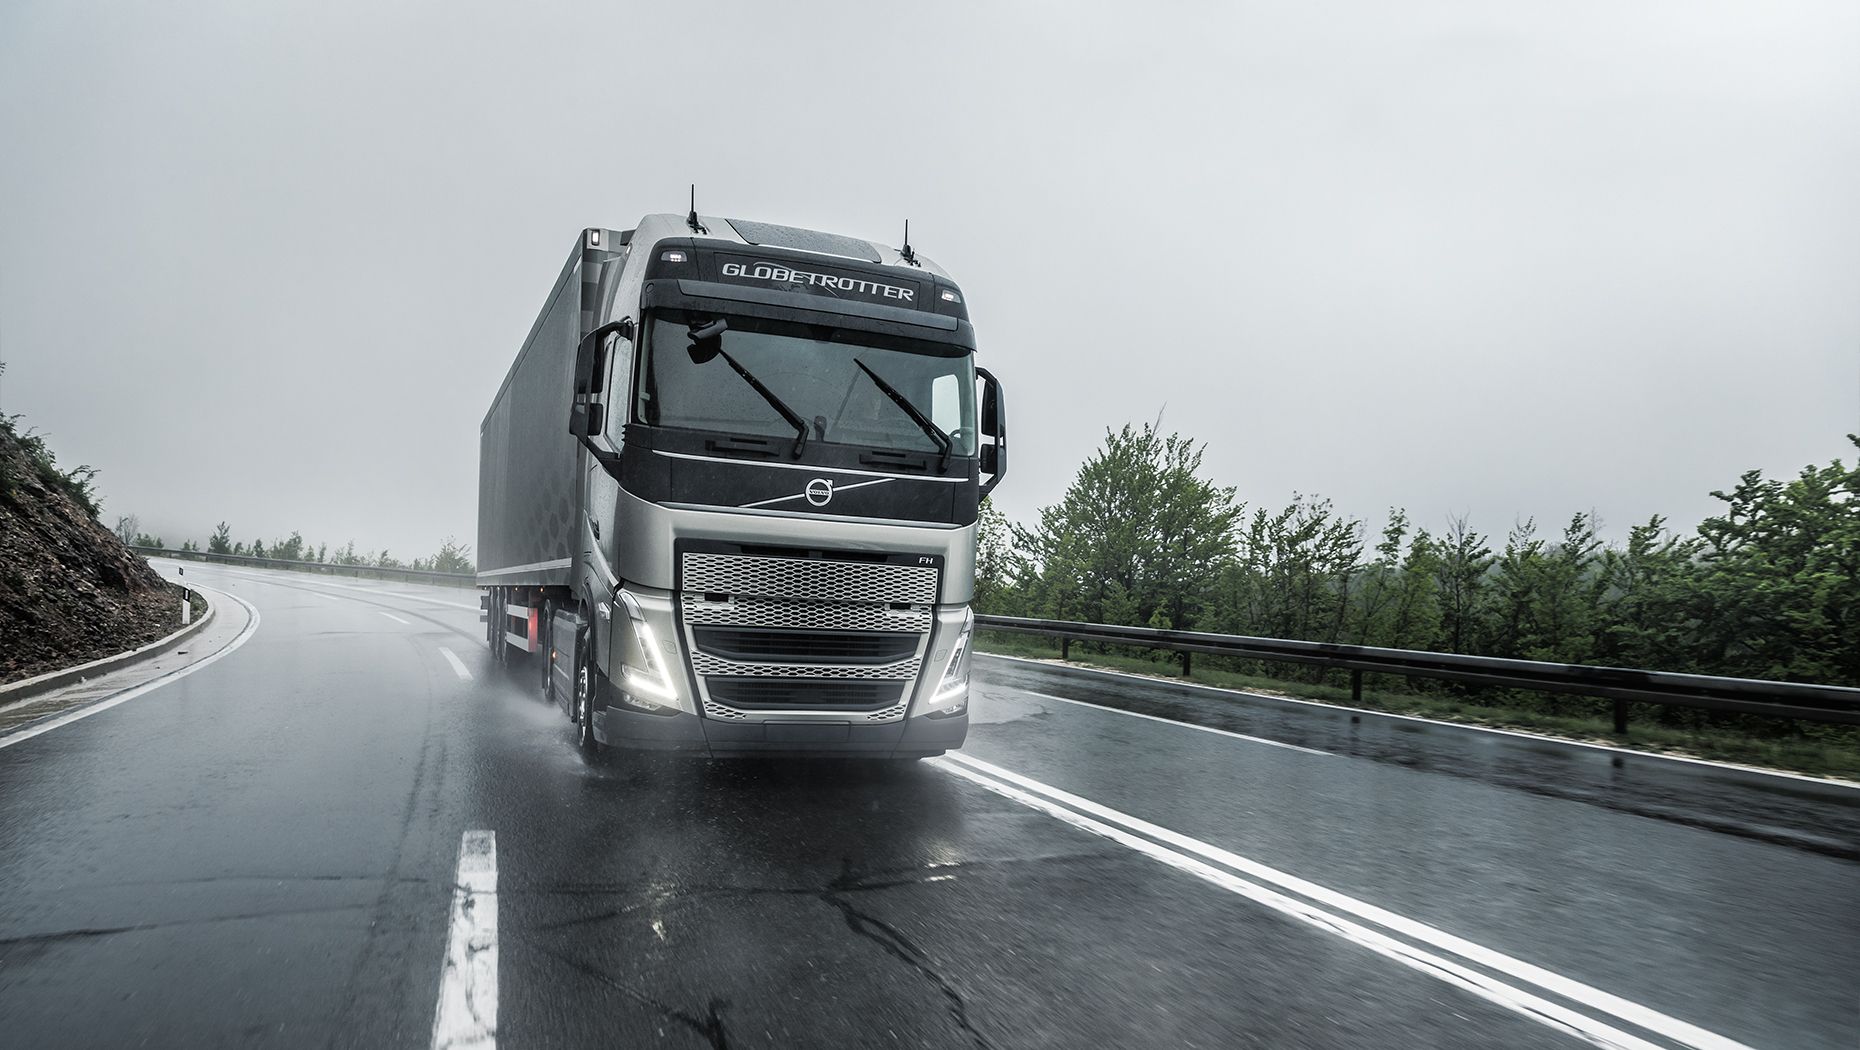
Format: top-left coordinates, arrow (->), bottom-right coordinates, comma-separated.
0,424 -> 188,685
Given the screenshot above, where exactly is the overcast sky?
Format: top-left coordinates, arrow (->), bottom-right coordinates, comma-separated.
3,1 -> 1856,558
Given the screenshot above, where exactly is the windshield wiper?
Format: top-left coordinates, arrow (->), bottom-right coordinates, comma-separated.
853,358 -> 953,472
687,319 -> 810,457
718,349 -> 809,457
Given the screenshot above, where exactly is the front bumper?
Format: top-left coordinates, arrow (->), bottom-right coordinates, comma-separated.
594,677 -> 967,757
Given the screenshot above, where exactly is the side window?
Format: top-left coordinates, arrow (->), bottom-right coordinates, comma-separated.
930,374 -> 960,435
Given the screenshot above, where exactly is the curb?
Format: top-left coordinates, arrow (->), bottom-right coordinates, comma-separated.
0,592 -> 217,711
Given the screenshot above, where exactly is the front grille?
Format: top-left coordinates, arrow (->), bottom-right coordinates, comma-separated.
693,628 -> 921,665
680,551 -> 940,723
683,552 -> 938,605
706,678 -> 905,711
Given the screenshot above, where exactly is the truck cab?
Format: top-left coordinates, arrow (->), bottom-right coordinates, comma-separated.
478,213 -> 1005,758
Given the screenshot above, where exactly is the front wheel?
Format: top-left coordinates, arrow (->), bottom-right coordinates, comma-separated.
574,627 -> 603,755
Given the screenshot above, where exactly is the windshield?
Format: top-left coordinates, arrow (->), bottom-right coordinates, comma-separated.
636,311 -> 978,457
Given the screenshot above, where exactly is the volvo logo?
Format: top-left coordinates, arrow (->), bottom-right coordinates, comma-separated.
805,478 -> 834,506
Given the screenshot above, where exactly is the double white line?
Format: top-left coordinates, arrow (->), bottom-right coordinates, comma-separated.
932,753 -> 1751,1050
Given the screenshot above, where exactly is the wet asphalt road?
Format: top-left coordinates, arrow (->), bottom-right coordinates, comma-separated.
0,561 -> 1855,1049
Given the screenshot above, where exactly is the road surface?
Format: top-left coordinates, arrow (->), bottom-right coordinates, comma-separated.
0,560 -> 1854,1049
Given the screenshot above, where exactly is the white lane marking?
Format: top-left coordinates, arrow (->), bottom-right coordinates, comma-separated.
315,592 -> 341,602
378,611 -> 412,626
432,830 -> 497,1050
1018,689 -> 1333,756
977,651 -> 1860,791
0,588 -> 261,751
439,648 -> 473,681
938,753 -> 1752,1050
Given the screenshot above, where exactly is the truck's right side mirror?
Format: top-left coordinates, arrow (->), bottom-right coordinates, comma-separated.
977,367 -> 1006,496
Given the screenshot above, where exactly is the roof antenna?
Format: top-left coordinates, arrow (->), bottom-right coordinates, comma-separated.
687,184 -> 708,235
899,219 -> 920,267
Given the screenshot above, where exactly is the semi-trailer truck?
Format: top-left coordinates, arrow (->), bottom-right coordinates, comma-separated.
477,212 -> 1006,758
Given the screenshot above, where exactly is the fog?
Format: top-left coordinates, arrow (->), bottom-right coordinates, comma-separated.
2,1 -> 1856,558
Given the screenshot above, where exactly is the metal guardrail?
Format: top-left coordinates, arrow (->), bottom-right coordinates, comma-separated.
121,549 -> 1860,728
974,615 -> 1860,729
132,547 -> 477,589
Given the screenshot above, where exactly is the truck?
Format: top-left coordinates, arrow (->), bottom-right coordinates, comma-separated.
477,211 -> 1006,758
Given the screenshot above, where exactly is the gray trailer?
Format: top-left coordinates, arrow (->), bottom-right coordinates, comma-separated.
477,212 -> 1006,757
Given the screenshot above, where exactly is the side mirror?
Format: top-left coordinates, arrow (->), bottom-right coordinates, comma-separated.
977,366 -> 1007,496
574,318 -> 633,395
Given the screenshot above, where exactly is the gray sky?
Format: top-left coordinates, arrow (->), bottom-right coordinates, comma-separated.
3,1 -> 1857,558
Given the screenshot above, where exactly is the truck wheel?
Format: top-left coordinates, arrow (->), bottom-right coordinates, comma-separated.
488,587 -> 506,666
538,601 -> 555,703
575,627 -> 603,755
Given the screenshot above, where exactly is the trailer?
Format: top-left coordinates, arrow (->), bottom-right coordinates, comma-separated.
477,212 -> 1006,757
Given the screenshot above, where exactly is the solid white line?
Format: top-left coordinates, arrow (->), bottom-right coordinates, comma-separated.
940,752 -> 1752,1050
932,757 -> 1665,1049
439,648 -> 473,681
378,611 -> 412,626
976,651 -> 1860,790
0,588 -> 261,750
1017,689 -> 1333,756
431,830 -> 497,1050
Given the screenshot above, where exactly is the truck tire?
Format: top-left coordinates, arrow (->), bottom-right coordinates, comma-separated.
574,625 -> 603,755
538,600 -> 555,703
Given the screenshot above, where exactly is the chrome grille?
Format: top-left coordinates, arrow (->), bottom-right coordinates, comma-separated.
681,595 -> 932,633
679,551 -> 939,724
690,653 -> 920,679
683,553 -> 938,605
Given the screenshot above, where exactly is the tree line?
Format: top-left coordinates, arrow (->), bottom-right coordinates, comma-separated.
164,520 -> 476,574
977,424 -> 1860,700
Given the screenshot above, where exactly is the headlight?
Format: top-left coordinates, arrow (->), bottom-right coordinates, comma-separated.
927,608 -> 973,717
617,590 -> 678,711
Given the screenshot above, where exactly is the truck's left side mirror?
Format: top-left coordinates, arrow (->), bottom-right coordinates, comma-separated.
574,318 -> 633,396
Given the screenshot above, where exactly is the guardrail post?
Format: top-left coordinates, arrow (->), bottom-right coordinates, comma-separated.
1613,699 -> 1629,734
1351,669 -> 1363,705
1060,636 -> 1070,661
1180,650 -> 1191,676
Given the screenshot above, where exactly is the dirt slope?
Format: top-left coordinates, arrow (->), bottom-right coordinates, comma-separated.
0,425 -> 186,685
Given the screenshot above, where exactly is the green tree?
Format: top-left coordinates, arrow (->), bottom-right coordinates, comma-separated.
429,537 -> 475,574
1434,515 -> 1492,654
209,521 -> 232,554
972,499 -> 1019,615
1016,422 -> 1241,630
1692,437 -> 1860,683
273,531 -> 306,561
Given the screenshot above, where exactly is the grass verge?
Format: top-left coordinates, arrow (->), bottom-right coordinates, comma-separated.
976,631 -> 1860,782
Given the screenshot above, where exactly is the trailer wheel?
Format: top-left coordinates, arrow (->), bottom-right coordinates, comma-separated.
538,600 -> 555,703
488,587 -> 506,666
575,625 -> 603,755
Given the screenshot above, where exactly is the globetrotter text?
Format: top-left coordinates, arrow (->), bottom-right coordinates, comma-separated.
721,261 -> 916,302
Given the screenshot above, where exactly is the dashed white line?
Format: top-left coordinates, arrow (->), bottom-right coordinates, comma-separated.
432,830 -> 497,1050
934,753 -> 1750,1050
0,589 -> 262,751
314,592 -> 341,602
439,647 -> 473,681
377,611 -> 412,626
1017,689 -> 1333,756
